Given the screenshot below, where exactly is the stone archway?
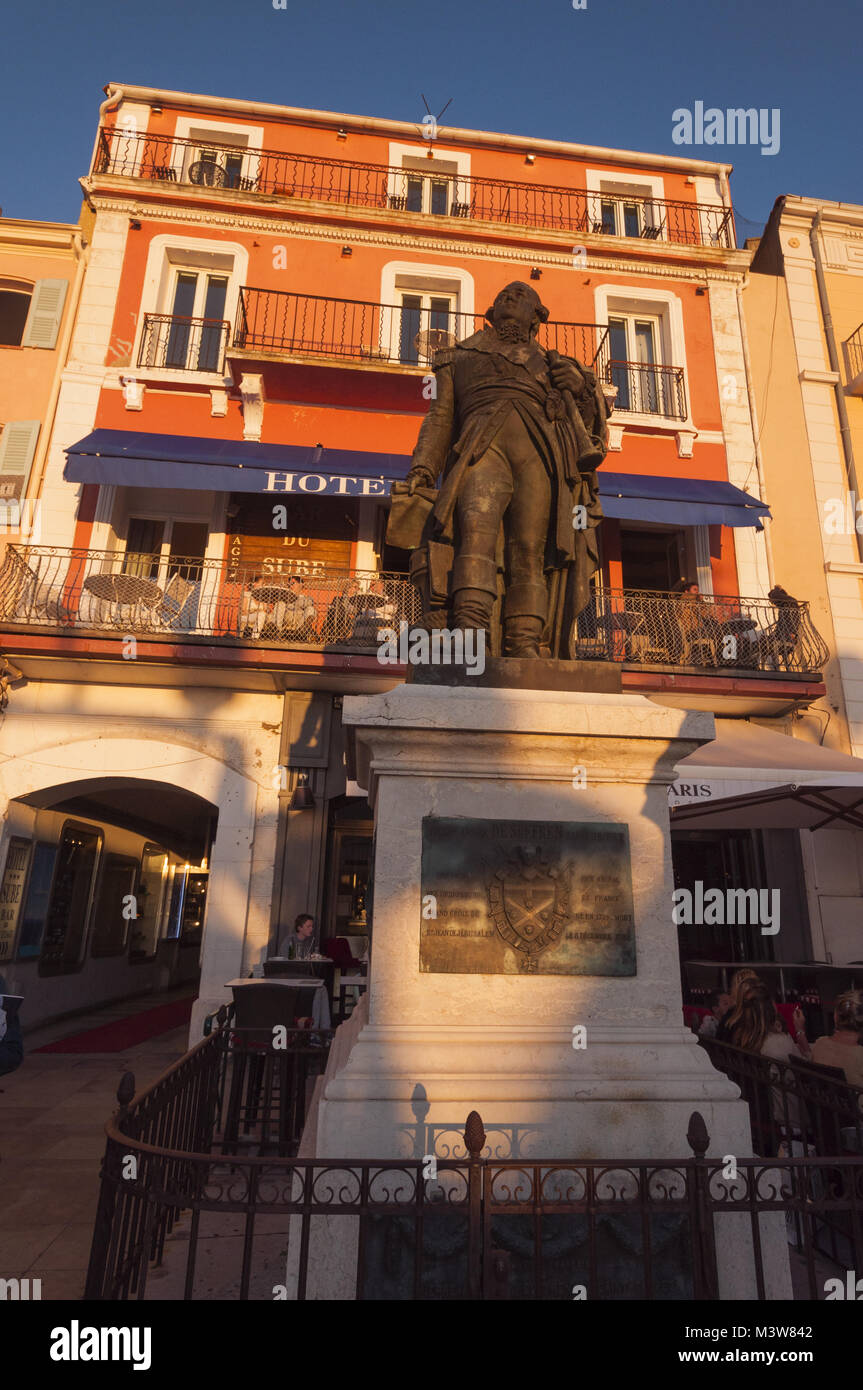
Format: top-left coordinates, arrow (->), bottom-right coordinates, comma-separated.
0,735 -> 265,1041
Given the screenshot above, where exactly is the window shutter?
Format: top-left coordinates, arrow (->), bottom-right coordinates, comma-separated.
21,279 -> 68,349
0,420 -> 41,500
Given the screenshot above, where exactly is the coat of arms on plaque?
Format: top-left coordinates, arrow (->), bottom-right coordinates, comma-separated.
487,847 -> 572,973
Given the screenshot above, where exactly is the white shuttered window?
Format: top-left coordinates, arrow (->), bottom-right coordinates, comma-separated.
21,279 -> 68,349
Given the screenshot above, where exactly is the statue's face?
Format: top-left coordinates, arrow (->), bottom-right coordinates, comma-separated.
491,282 -> 541,339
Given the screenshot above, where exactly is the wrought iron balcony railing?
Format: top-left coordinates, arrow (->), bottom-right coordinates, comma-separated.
93,128 -> 736,250
845,321 -> 863,394
137,314 -> 230,373
607,360 -> 687,419
0,547 -> 420,648
233,288 -> 611,371
0,551 -> 829,678
573,587 -> 829,676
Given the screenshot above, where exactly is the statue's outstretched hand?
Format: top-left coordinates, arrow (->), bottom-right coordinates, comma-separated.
406,466 -> 436,495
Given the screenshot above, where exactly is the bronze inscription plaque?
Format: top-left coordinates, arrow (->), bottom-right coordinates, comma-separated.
420,817 -> 635,976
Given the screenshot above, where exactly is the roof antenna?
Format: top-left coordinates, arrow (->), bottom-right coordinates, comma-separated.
415,94 -> 453,144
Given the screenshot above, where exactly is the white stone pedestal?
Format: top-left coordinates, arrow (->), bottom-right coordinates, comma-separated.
300,684 -> 791,1298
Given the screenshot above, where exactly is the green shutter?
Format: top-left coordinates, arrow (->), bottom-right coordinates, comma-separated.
21,279 -> 68,350
0,421 -> 41,501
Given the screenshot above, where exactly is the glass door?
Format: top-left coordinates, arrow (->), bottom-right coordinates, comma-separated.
166,271 -> 228,370
398,292 -> 455,364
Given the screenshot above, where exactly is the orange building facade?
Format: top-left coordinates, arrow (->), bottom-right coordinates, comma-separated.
0,85 -> 835,1033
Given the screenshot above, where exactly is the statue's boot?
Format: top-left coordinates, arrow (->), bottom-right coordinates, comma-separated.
452,555 -> 498,648
503,581 -> 547,658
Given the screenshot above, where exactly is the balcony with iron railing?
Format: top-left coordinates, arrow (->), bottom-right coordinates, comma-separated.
92,128 -> 736,250
0,549 -> 829,680
0,548 -> 420,650
572,587 -> 829,677
845,322 -> 863,395
607,361 -> 687,420
232,288 -> 611,372
137,313 -> 230,374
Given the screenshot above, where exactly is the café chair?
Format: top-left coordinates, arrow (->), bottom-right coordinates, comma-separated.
223,983 -> 304,1153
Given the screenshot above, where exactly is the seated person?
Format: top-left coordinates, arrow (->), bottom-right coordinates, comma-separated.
279,912 -> 315,960
270,576 -> 317,639
323,580 -> 361,642
714,968 -> 760,1043
811,990 -> 863,1088
240,575 -> 271,638
757,585 -> 801,670
728,981 -> 805,1131
670,579 -> 719,662
698,990 -> 731,1039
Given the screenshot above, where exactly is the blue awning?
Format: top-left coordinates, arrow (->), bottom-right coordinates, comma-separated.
598,473 -> 770,529
63,431 -> 771,527
64,429 -> 410,498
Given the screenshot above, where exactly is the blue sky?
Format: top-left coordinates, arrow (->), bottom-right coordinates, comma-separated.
1,0 -> 858,240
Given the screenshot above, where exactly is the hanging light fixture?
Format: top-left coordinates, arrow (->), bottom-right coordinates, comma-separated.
289,771 -> 315,811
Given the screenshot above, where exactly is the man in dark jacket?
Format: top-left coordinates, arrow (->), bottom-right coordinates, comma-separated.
403,281 -> 609,658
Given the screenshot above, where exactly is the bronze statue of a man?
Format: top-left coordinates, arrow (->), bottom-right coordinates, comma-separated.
394,281 -> 610,659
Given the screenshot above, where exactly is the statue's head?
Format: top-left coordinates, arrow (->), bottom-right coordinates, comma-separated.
485,281 -> 549,342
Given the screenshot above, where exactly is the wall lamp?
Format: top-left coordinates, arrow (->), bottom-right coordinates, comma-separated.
341,246 -> 353,257
150,104 -> 163,114
530,267 -> 542,280
336,129 -> 348,141
129,219 -> 142,230
525,154 -> 536,165
289,772 -> 315,811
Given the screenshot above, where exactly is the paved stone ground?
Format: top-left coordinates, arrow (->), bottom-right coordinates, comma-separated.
0,991 -> 189,1300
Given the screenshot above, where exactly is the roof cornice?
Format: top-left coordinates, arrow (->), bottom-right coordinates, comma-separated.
104,82 -> 734,178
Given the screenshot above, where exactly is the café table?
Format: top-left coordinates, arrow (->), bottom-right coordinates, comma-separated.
82,572 -> 165,627
83,571 -> 164,607
249,581 -> 304,604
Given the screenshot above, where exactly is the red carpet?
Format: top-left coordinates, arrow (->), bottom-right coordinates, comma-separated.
35,996 -> 195,1053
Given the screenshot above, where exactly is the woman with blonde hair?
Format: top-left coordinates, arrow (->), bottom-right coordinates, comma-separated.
714,968 -> 759,1044
728,980 -> 805,1137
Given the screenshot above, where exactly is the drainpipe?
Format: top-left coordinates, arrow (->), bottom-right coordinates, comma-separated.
736,277 -> 775,589
88,84 -> 124,178
810,210 -> 863,562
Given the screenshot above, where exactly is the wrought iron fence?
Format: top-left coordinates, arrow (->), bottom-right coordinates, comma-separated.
607,360 -> 687,419
573,587 -> 829,676
234,288 -> 610,372
84,1019 -> 863,1300
0,548 -> 420,647
137,314 -> 230,373
93,128 -> 736,249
